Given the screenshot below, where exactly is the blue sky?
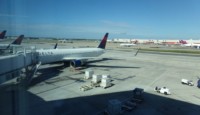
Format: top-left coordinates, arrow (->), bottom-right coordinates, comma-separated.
1,0 -> 200,39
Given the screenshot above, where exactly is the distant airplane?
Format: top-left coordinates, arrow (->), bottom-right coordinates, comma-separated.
179,40 -> 191,47
179,40 -> 187,44
0,30 -> 6,39
120,43 -> 136,47
119,40 -> 138,47
179,40 -> 200,48
0,35 -> 24,50
36,33 -> 109,68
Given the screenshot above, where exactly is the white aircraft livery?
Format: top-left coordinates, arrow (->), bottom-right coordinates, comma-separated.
37,33 -> 109,68
120,43 -> 136,47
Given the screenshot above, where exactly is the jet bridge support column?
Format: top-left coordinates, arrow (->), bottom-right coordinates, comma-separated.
17,49 -> 40,87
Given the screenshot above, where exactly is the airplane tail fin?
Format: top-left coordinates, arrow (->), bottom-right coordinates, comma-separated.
98,33 -> 109,49
0,30 -> 6,39
54,43 -> 58,49
11,35 -> 24,45
179,40 -> 187,44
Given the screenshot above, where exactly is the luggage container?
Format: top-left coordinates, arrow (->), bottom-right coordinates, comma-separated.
92,74 -> 102,83
84,70 -> 94,79
100,76 -> 111,89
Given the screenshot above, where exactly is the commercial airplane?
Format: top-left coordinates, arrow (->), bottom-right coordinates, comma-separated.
36,33 -> 109,68
0,35 -> 24,50
119,40 -> 138,47
0,30 -> 6,39
179,40 -> 187,44
120,43 -> 136,47
179,40 -> 200,48
179,40 -> 191,47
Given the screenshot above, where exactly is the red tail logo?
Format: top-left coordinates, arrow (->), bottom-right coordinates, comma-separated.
179,40 -> 187,44
12,35 -> 24,45
98,33 -> 109,49
0,30 -> 6,39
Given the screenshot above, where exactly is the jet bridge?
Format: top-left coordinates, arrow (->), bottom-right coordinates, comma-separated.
0,48 -> 40,115
0,49 -> 39,84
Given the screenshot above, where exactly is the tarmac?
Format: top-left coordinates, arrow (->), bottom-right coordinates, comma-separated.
1,41 -> 200,115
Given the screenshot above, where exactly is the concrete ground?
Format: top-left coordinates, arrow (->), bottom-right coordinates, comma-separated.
27,48 -> 200,115
1,40 -> 200,115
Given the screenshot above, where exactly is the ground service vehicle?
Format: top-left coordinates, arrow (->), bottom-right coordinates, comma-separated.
181,79 -> 194,86
154,86 -> 171,95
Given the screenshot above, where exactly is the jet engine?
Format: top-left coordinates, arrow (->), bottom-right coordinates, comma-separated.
70,60 -> 87,68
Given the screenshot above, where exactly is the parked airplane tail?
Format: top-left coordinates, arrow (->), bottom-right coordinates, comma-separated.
0,30 -> 6,39
6,35 -> 24,49
179,40 -> 187,44
54,43 -> 58,49
98,33 -> 109,49
11,35 -> 24,45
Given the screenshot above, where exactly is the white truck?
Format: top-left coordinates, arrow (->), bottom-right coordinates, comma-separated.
154,86 -> 171,95
181,79 -> 194,86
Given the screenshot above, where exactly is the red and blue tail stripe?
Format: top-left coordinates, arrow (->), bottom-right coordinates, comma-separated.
0,30 -> 6,39
12,35 -> 24,45
98,33 -> 109,49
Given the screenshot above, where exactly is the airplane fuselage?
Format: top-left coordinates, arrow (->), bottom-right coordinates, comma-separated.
37,48 -> 104,64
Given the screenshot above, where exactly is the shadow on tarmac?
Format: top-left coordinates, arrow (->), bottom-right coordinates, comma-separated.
29,57 -> 138,86
0,83 -> 200,115
29,64 -> 64,86
87,64 -> 140,69
87,58 -> 123,64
